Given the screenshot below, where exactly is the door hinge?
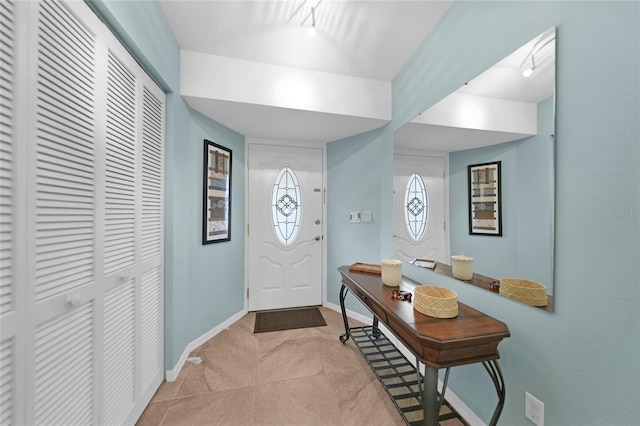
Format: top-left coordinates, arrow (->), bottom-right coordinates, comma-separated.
323,188 -> 326,205
443,170 -> 446,179
247,224 -> 249,235
247,159 -> 250,169
444,222 -> 447,231
246,288 -> 249,299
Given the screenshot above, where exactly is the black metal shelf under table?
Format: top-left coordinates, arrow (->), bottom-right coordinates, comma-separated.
348,326 -> 467,426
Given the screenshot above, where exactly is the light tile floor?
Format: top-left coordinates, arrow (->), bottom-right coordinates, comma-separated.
136,307 -> 465,426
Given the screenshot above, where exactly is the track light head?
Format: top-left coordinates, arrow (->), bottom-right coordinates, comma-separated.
523,55 -> 536,78
307,7 -> 316,37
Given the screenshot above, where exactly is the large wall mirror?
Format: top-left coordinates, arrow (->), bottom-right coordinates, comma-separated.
393,27 -> 556,310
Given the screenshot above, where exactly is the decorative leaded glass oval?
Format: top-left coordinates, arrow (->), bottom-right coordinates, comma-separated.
404,173 -> 428,241
272,166 -> 302,245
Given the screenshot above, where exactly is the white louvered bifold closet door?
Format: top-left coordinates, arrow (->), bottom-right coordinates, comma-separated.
0,1 -> 165,425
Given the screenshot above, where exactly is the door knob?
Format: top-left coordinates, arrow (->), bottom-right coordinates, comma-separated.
67,293 -> 82,307
314,235 -> 321,241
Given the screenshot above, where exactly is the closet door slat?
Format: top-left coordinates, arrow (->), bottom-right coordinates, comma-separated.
104,280 -> 136,425
0,338 -> 14,425
34,304 -> 94,425
0,0 -> 15,316
141,88 -> 164,261
105,51 -> 136,275
141,266 -> 163,391
35,0 -> 96,302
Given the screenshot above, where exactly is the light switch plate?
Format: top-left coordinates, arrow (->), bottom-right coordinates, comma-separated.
350,211 -> 361,223
362,211 -> 372,223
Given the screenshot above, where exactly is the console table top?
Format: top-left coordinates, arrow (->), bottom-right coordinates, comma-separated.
339,265 -> 511,368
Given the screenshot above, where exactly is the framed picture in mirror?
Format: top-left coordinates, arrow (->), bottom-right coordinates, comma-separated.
202,139 -> 232,244
468,161 -> 502,236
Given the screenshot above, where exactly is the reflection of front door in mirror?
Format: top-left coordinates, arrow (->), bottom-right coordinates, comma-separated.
393,154 -> 448,263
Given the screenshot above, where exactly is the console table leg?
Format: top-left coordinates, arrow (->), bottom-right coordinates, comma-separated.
423,365 -> 439,426
339,284 -> 351,343
372,316 -> 382,339
483,360 -> 506,426
438,367 -> 451,413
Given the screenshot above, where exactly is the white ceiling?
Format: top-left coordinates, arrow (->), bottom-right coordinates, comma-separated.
159,2 -> 554,147
159,0 -> 453,81
158,0 -> 453,142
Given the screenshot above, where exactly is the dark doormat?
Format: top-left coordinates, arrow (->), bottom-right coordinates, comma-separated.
254,306 -> 327,333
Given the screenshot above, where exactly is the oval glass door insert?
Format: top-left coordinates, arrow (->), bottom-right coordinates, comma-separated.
404,173 -> 428,241
272,166 -> 302,245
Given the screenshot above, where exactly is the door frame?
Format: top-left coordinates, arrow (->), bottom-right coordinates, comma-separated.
394,148 -> 451,265
244,137 -> 327,311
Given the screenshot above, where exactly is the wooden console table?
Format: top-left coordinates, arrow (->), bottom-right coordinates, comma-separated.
338,265 -> 510,426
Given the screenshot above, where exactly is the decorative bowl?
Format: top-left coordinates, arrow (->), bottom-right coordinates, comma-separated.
499,278 -> 547,306
413,285 -> 458,318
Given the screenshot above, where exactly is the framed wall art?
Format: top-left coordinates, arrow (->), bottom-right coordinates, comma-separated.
468,161 -> 502,236
203,139 -> 232,244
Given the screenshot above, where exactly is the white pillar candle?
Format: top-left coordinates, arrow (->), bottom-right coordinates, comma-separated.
381,259 -> 402,287
451,253 -> 474,281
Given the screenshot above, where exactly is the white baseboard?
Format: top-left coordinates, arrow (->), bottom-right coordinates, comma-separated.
165,308 -> 248,382
323,302 -> 486,426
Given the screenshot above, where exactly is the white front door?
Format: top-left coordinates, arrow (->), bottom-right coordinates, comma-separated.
393,154 -> 448,263
248,144 -> 323,311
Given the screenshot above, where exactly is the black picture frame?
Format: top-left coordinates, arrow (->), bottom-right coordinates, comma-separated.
202,139 -> 232,244
468,161 -> 502,236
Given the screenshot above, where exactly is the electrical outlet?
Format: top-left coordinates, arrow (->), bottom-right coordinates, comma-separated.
525,391 -> 544,426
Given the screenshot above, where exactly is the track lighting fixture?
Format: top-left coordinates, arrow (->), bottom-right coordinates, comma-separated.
520,31 -> 554,78
306,6 -> 316,37
523,55 -> 536,78
300,2 -> 321,38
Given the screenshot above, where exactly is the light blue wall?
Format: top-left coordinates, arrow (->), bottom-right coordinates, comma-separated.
449,97 -> 554,289
187,112 -> 245,338
329,1 -> 639,425
327,127 -> 391,314
88,0 -> 246,371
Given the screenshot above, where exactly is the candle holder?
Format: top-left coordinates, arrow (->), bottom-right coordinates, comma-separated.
381,259 -> 402,286
451,253 -> 473,281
